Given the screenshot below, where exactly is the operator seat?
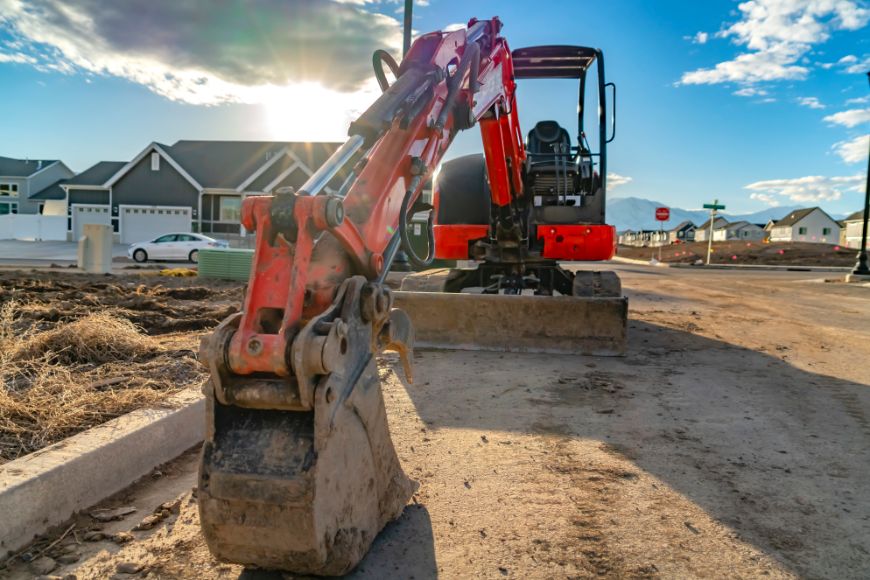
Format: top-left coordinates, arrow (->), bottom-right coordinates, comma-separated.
527,120 -> 571,158
525,120 -> 578,202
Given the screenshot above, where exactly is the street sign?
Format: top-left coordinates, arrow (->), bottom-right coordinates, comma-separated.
703,203 -> 726,210
655,207 -> 670,221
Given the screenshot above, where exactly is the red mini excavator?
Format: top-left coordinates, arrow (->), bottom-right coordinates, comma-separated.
198,17 -> 625,575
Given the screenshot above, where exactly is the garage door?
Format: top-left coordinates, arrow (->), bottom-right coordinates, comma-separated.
72,205 -> 110,240
120,205 -> 192,244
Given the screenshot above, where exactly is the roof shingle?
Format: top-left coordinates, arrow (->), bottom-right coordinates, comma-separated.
773,207 -> 818,227
29,179 -> 67,200
0,156 -> 59,177
65,161 -> 127,187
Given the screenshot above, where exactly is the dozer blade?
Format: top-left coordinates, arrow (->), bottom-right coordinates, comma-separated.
394,269 -> 627,356
197,278 -> 414,575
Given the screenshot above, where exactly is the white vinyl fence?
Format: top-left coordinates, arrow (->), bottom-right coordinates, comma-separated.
0,214 -> 67,241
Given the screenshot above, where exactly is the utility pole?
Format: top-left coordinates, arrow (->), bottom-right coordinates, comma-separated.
703,199 -> 726,265
849,71 -> 870,279
403,0 -> 413,56
392,0 -> 415,272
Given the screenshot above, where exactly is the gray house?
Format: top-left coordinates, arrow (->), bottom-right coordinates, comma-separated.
82,141 -> 345,243
0,156 -> 74,215
53,141 -> 345,243
668,221 -> 696,243
61,161 -> 127,240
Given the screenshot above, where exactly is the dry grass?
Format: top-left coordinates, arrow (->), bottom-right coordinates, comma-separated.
11,311 -> 157,365
0,303 -> 203,463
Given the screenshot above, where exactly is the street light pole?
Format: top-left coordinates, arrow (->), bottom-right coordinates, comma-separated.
850,71 -> 870,277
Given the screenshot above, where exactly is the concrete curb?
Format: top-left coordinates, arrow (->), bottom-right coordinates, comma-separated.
0,390 -> 204,556
667,263 -> 851,272
611,256 -> 670,267
611,256 -> 850,272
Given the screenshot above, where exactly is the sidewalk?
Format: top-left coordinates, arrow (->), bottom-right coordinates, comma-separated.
0,240 -> 128,264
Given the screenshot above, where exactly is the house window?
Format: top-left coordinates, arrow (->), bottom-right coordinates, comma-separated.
822,227 -> 831,235
0,201 -> 18,215
798,227 -> 807,235
220,197 -> 241,222
151,152 -> 160,171
0,183 -> 19,197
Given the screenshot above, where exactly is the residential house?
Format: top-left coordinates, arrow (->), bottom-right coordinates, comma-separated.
712,220 -> 766,242
667,221 -> 695,243
619,229 -> 668,247
842,210 -> 869,249
0,155 -> 74,216
61,141 -> 345,243
693,217 -> 729,242
768,207 -> 840,244
61,161 -> 127,240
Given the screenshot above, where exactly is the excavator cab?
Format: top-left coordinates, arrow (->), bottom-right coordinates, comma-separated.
429,45 -> 619,293
516,45 -> 615,230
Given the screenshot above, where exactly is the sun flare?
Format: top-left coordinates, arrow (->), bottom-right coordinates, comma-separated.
260,82 -> 379,143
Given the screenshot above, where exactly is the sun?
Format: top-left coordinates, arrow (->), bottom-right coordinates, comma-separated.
260,82 -> 379,143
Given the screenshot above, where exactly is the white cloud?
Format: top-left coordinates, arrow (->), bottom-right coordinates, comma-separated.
680,0 -> 870,87
0,0 -> 402,106
0,50 -> 36,64
443,22 -> 467,32
749,192 -> 780,206
797,96 -> 825,109
832,134 -> 869,163
823,108 -> 870,127
843,54 -> 870,73
734,86 -> 768,96
745,174 -> 865,204
818,53 -> 870,73
846,95 -> 870,105
607,173 -> 633,189
686,31 -> 709,44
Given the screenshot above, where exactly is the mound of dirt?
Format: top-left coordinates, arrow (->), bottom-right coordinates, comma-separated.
618,241 -> 855,266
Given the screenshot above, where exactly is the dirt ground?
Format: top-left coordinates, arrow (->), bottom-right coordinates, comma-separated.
0,271 -> 242,461
2,265 -> 869,579
617,241 -> 855,266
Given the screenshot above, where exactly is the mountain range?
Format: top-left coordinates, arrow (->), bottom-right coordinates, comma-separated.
606,197 -> 845,232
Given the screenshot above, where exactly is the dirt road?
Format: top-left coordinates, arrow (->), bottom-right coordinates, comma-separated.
5,266 -> 869,579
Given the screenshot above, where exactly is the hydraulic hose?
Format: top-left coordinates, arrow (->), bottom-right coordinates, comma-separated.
399,175 -> 435,269
372,49 -> 400,92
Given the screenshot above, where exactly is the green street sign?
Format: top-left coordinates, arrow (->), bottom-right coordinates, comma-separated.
703,203 -> 726,210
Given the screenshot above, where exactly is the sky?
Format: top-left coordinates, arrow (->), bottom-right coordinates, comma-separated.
0,0 -> 868,215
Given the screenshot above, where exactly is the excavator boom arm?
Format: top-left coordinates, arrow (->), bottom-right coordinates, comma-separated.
228,17 -> 523,379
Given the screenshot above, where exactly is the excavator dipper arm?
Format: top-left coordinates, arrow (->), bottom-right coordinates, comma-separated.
198,17 -> 523,575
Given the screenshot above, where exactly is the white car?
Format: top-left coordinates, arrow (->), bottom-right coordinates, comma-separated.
128,233 -> 229,263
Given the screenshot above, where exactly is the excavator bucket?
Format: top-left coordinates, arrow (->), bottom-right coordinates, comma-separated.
395,268 -> 627,356
198,279 -> 415,575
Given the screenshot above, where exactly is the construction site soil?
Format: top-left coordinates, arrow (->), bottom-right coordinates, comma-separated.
617,241 -> 855,266
1,266 -> 868,579
0,271 -> 242,462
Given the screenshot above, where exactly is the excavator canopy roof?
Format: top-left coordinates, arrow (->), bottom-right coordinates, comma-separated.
512,45 -> 598,79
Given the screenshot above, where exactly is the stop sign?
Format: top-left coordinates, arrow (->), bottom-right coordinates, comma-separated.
655,207 -> 670,221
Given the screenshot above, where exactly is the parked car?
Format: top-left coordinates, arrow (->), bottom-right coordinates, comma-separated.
128,233 -> 229,263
